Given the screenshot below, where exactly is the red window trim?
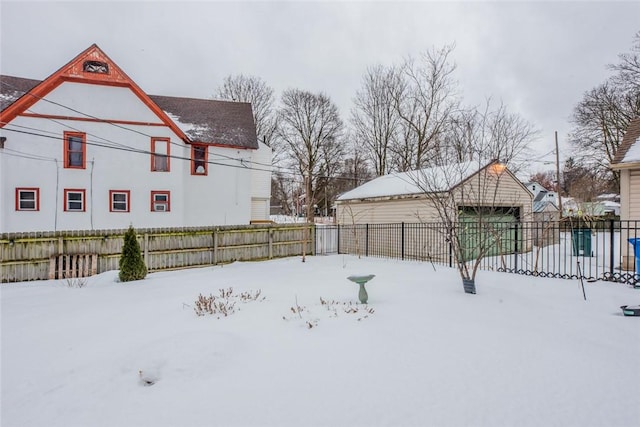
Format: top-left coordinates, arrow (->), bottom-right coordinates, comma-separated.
150,191 -> 171,212
191,144 -> 208,176
109,190 -> 130,213
63,131 -> 87,169
15,187 -> 40,211
150,137 -> 171,172
64,188 -> 86,212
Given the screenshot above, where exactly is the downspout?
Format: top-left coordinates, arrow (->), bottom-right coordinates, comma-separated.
90,158 -> 95,230
54,159 -> 60,231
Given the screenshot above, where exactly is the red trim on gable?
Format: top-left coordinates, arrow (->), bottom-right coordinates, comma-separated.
0,44 -> 190,144
20,112 -> 166,127
190,141 -> 254,150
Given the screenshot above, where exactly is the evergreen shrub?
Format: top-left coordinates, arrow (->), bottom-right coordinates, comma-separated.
119,225 -> 147,282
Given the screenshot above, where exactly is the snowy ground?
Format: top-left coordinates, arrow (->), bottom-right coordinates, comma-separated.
1,255 -> 639,427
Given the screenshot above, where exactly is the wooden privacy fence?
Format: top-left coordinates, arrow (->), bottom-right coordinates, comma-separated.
1,223 -> 314,283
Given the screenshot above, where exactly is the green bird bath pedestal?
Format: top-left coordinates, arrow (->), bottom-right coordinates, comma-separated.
347,274 -> 375,304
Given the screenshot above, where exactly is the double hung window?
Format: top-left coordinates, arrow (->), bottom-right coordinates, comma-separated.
64,189 -> 86,212
15,188 -> 39,211
64,132 -> 86,169
151,138 -> 170,172
110,190 -> 130,212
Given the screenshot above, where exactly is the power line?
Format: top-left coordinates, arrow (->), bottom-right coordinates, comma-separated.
0,125 -> 275,173
1,79 -> 276,169
1,81 -> 373,183
1,121 -> 368,182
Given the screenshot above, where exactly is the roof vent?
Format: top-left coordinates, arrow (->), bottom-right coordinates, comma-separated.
83,60 -> 109,74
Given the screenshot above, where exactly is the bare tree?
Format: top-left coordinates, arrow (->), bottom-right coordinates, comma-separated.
431,100 -> 537,175
529,170 -> 556,191
389,45 -> 461,171
409,160 -> 528,293
570,33 -> 640,186
610,31 -> 640,93
351,65 -> 401,176
277,89 -> 344,222
215,74 -> 278,147
270,172 -> 296,216
562,157 -> 617,202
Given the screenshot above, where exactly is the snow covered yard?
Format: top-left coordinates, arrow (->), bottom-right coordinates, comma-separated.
1,255 -> 638,427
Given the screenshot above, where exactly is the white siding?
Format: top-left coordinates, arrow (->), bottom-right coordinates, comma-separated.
29,82 -> 162,123
630,169 -> 640,220
337,197 -> 439,225
251,198 -> 269,221
250,142 -> 272,198
0,83 -> 257,232
182,146 -> 252,227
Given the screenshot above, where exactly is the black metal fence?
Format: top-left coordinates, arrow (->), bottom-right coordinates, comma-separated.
315,220 -> 640,286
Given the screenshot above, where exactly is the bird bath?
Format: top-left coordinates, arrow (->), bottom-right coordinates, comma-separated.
347,274 -> 375,304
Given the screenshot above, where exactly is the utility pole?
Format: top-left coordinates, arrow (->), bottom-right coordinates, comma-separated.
555,131 -> 563,218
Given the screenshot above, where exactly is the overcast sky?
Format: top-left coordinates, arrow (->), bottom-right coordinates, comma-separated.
1,0 -> 639,174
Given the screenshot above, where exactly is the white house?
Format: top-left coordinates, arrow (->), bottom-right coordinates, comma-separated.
0,44 -> 271,233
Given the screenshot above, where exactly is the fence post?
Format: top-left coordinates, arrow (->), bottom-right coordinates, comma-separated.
269,228 -> 273,259
609,219 -> 615,277
311,224 -> 316,256
448,226 -> 453,268
401,222 -> 405,260
212,229 -> 218,265
143,233 -> 149,268
366,224 -> 369,257
337,225 -> 340,254
514,223 -> 519,271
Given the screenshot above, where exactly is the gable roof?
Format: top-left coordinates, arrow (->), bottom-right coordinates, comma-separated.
0,44 -> 257,149
337,160 -> 511,201
533,200 -> 558,213
150,95 -> 257,149
611,117 -> 640,167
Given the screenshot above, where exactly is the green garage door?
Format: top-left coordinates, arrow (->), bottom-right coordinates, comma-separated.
459,210 -> 519,261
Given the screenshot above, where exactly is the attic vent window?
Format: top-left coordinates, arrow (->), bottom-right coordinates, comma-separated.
83,60 -> 109,74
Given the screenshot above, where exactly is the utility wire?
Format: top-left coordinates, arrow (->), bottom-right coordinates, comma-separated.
1,81 -> 374,183
1,79 -> 276,169
1,122 -> 366,182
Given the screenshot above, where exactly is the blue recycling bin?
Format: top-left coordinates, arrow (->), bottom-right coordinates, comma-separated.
627,238 -> 640,276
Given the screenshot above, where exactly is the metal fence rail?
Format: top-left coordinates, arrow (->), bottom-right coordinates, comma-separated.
316,220 -> 640,286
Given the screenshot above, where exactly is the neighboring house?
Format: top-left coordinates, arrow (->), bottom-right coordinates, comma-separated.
526,182 -> 558,207
336,160 -> 532,224
335,161 -> 533,261
610,116 -> 640,270
533,200 -> 559,222
0,44 -> 271,233
528,183 -> 560,222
